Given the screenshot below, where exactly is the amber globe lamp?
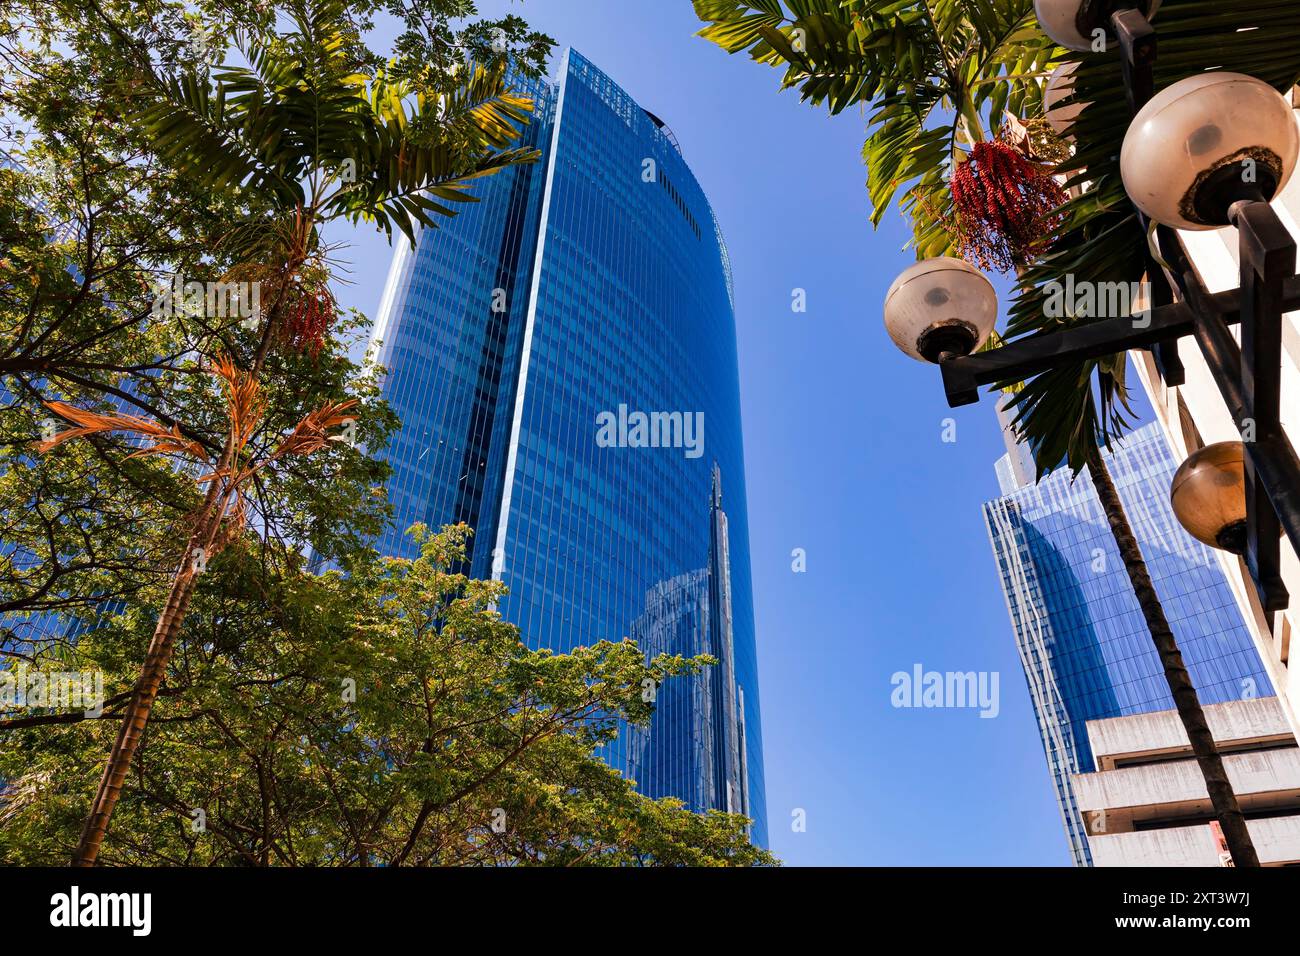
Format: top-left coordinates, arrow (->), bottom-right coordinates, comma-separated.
1170,442 -> 1249,553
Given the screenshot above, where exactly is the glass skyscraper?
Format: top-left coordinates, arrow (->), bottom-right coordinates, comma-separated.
368,50 -> 766,845
984,420 -> 1271,866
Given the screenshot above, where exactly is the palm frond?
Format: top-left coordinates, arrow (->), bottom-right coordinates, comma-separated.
696,0 -> 1054,251
211,355 -> 266,457
269,399 -> 359,461
37,402 -> 208,462
134,0 -> 539,249
326,62 -> 541,245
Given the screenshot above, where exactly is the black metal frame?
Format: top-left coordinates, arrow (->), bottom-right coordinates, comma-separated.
935,8 -> 1300,612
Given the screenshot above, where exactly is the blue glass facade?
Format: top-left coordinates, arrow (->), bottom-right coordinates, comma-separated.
369,50 -> 766,845
984,421 -> 1271,866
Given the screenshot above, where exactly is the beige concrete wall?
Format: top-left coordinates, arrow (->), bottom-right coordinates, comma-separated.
1086,697 -> 1293,770
1090,814 -> 1300,866
1074,747 -> 1300,815
1074,699 -> 1300,864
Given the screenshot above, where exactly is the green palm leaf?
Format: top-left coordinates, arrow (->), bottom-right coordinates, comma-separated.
695,0 -> 1055,250
130,0 -> 541,250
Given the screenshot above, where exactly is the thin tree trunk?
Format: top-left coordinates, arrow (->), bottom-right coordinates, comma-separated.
71,479 -> 229,866
1085,441 -> 1260,867
70,255 -> 295,865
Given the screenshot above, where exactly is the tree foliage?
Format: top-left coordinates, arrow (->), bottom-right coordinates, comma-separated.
0,526 -> 773,866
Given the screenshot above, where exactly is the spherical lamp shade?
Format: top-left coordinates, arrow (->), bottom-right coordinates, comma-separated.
1121,72 -> 1300,230
883,257 -> 998,363
1170,442 -> 1248,553
1044,62 -> 1086,138
1035,0 -> 1160,52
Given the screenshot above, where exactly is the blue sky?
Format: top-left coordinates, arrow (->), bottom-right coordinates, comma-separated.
328,0 -> 1127,866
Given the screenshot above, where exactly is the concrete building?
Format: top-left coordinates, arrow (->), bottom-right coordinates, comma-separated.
1073,696 -> 1300,866
1130,100 -> 1300,747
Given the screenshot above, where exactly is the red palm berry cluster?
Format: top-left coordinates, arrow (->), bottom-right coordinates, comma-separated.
950,139 -> 1067,273
281,287 -> 336,359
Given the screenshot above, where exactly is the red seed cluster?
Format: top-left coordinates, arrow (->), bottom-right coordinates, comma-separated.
281,289 -> 336,359
950,139 -> 1067,273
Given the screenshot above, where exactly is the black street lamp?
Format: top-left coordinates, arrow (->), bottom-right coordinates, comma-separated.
1035,0 -> 1161,53
886,2 -> 1300,614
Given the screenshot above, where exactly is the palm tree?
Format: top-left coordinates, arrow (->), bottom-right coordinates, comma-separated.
694,0 -> 1300,866
44,0 -> 544,866
40,360 -> 356,862
696,0 -> 1056,256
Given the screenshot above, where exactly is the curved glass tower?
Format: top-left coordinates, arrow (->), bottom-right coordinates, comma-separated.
369,50 -> 766,845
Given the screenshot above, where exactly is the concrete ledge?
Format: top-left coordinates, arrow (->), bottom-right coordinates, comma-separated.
1089,815 -> 1300,867
1087,697 -> 1293,771
1073,748 -> 1300,814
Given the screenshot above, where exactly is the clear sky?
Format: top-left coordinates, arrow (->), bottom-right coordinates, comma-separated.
328,0 -> 1136,866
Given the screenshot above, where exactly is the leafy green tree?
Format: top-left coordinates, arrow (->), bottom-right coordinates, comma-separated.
48,2 -> 543,865
1,0 -> 553,864
0,0 -> 554,623
0,525 -> 774,866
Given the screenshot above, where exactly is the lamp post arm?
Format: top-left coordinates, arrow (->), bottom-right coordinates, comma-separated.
938,276 -> 1300,406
